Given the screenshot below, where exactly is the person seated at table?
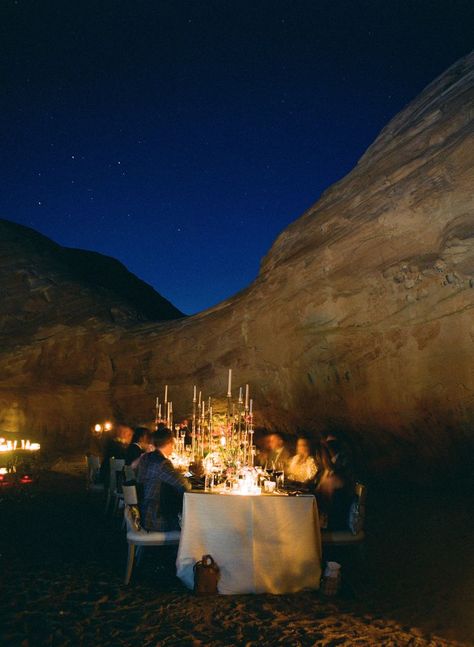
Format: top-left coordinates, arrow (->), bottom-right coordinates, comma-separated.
265,432 -> 290,472
99,423 -> 133,484
125,426 -> 151,466
137,427 -> 191,532
255,432 -> 272,468
287,437 -> 318,485
316,432 -> 355,530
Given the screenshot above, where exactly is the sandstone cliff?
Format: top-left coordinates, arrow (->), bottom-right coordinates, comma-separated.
1,53 -> 473,475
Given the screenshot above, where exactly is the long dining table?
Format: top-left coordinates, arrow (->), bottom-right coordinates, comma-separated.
176,491 -> 322,594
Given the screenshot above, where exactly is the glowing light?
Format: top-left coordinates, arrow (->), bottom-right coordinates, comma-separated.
94,424 -> 102,433
104,421 -> 113,431
0,438 -> 40,452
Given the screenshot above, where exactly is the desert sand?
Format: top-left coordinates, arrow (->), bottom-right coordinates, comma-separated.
0,457 -> 473,647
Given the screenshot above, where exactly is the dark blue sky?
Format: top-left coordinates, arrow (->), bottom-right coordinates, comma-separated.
2,1 -> 473,314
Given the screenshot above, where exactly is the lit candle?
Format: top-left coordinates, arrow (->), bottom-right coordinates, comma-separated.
227,369 -> 232,397
245,384 -> 249,409
164,384 -> 168,404
193,385 -> 197,402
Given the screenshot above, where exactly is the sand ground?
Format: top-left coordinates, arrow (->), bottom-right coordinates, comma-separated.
0,457 -> 473,646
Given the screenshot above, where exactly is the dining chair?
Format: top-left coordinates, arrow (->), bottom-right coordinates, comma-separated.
85,455 -> 103,492
321,482 -> 367,546
105,457 -> 125,513
122,484 -> 180,585
123,465 -> 136,483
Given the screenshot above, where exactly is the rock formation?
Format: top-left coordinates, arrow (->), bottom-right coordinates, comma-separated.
1,53 -> 473,475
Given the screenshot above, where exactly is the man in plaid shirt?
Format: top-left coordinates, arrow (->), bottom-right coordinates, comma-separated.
137,427 -> 191,531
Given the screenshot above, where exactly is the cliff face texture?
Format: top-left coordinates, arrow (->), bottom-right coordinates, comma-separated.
1,53 -> 473,474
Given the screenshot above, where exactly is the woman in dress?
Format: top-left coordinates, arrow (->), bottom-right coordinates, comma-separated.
287,437 -> 318,485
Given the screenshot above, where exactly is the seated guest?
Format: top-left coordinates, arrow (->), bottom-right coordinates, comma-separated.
125,426 -> 151,465
137,427 -> 191,531
178,420 -> 192,446
265,432 -> 290,472
99,423 -> 133,484
287,437 -> 318,484
255,432 -> 271,468
316,433 -> 355,530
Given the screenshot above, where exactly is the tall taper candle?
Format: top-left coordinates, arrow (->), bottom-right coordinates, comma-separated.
164,384 -> 168,404
227,369 -> 232,397
245,384 -> 249,409
249,398 -> 253,415
193,385 -> 197,402
238,387 -> 243,404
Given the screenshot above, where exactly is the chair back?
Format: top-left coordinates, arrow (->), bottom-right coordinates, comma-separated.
124,465 -> 136,483
355,482 -> 367,528
123,502 -> 143,534
109,457 -> 125,492
122,484 -> 138,505
85,455 -> 101,484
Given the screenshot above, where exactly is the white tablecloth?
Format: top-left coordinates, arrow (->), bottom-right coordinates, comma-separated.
176,492 -> 322,594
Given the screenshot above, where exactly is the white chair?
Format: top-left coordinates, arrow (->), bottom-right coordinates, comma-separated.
85,455 -> 103,492
122,484 -> 180,585
321,482 -> 367,546
123,465 -> 136,483
105,457 -> 125,513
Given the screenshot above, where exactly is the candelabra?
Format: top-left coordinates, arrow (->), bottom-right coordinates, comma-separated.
153,370 -> 257,472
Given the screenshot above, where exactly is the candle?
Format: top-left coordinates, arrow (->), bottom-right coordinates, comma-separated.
158,403 -> 162,419
238,387 -> 243,404
164,384 -> 168,404
250,398 -> 253,415
193,385 -> 197,402
198,390 -> 202,406
227,369 -> 232,397
245,384 -> 249,409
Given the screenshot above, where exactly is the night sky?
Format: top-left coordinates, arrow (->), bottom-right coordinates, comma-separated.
2,1 -> 473,314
